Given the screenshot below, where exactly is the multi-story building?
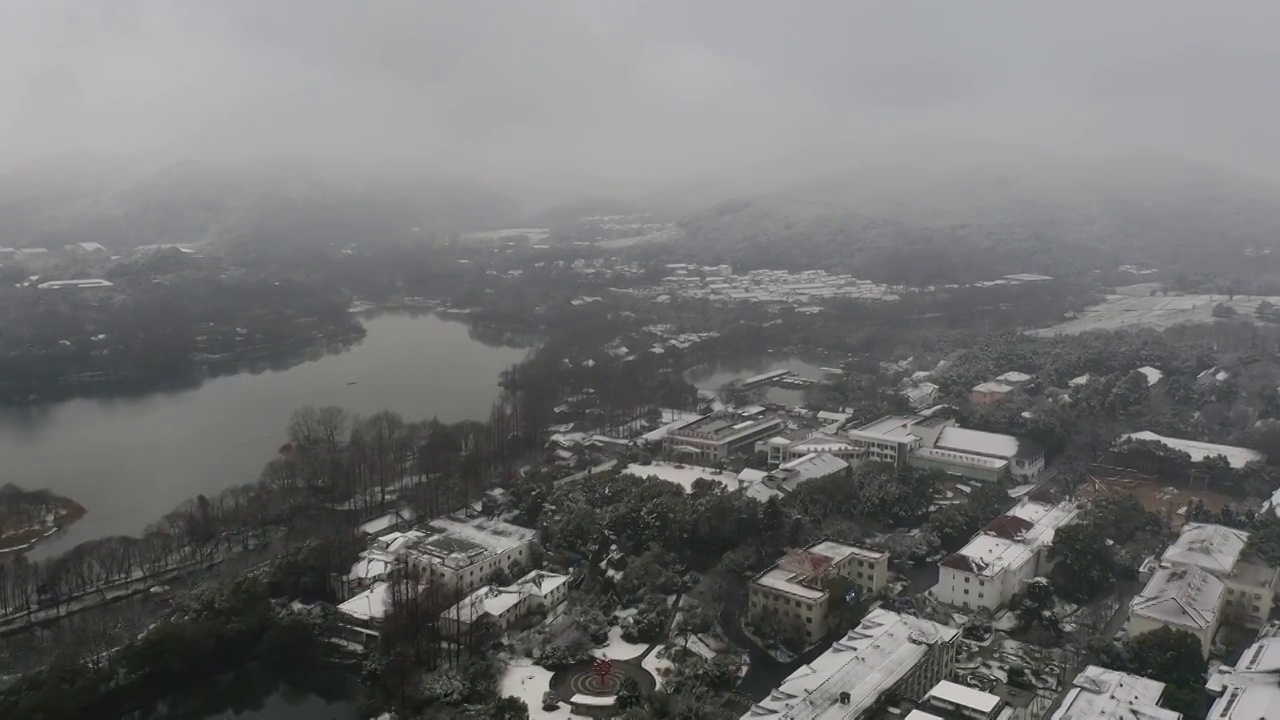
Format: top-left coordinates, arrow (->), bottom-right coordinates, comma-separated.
1048,665 -> 1180,720
1127,565 -> 1225,657
845,415 -> 950,466
664,411 -> 785,463
1159,523 -> 1278,628
929,427 -> 1044,480
841,414 -> 1040,483
1206,622 -> 1280,720
742,608 -> 960,720
748,540 -> 890,644
933,492 -> 1080,611
439,570 -> 570,638
408,516 -> 538,595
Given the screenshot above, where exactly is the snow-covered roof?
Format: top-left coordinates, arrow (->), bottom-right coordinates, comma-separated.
1206,623 -> 1280,720
1068,374 -> 1092,387
940,497 -> 1079,578
1135,366 -> 1164,386
1130,565 -> 1224,632
995,371 -> 1033,383
971,381 -> 1014,394
445,584 -> 527,624
1118,431 -> 1263,469
337,582 -> 393,622
1162,523 -> 1249,575
935,427 -> 1020,460
741,608 -> 960,720
776,453 -> 849,491
621,461 -> 733,493
359,507 -> 416,536
640,411 -> 706,444
416,517 -> 536,570
1049,665 -> 1177,720
924,680 -> 1002,714
808,540 -> 887,564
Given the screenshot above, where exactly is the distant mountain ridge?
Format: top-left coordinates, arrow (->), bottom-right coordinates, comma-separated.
0,154 -> 520,249
673,154 -> 1280,285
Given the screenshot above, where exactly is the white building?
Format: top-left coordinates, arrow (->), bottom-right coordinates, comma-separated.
1206,621 -> 1280,720
439,570 -> 570,637
921,680 -> 1005,720
409,516 -> 538,594
664,412 -> 786,463
1048,665 -> 1180,720
748,540 -> 891,644
1159,523 -> 1278,629
845,415 -> 949,466
742,608 -> 960,720
933,492 -> 1080,611
335,581 -> 394,646
924,426 -> 1044,480
1127,565 -> 1225,657
1116,432 -> 1263,470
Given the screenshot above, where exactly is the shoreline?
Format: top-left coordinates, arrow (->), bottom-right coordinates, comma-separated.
0,492 -> 87,555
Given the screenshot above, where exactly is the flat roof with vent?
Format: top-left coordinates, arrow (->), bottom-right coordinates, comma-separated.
741,608 -> 959,720
1048,665 -> 1177,720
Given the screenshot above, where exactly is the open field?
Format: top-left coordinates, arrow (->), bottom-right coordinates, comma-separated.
1029,283 -> 1280,336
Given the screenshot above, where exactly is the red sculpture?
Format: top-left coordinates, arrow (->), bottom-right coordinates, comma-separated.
592,657 -> 614,684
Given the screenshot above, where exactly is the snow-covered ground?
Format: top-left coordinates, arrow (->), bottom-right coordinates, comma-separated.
600,625 -> 649,661
500,659 -> 594,720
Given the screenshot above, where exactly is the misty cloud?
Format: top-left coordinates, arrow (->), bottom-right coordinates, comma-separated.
2,1 -> 1279,192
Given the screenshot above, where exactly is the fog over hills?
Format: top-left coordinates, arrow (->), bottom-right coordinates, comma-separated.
670,153 -> 1280,285
0,154 -> 519,249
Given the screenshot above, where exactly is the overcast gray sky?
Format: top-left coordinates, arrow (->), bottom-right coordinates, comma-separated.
1,1 -> 1277,192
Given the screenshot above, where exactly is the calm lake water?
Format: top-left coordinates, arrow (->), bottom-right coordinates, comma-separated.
137,663 -> 362,720
4,312 -> 531,556
685,354 -> 830,406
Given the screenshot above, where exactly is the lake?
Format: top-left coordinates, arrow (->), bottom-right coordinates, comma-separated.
685,354 -> 831,406
3,312 -> 531,556
135,663 -> 362,720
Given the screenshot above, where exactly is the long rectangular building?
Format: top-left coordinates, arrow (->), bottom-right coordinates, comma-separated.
742,608 -> 960,720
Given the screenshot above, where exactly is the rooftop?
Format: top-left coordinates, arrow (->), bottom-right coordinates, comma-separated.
742,608 -> 960,720
1136,366 -> 1164,386
777,453 -> 850,491
1161,523 -> 1249,575
1118,431 -> 1263,470
934,427 -> 1020,460
972,382 -> 1014,394
940,497 -> 1079,577
416,517 -> 536,570
924,680 -> 1002,714
337,581 -> 393,623
1206,623 -> 1280,720
995,371 -> 1033,383
1130,565 -> 1224,631
1048,665 -> 1177,720
670,413 -> 784,444
854,415 -> 926,439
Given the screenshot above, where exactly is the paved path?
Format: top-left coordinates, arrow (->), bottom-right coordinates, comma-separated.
555,460 -> 617,488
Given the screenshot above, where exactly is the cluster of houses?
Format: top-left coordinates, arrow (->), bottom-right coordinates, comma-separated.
335,512 -> 569,647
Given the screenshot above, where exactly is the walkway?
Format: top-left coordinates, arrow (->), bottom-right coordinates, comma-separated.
555,460 -> 618,488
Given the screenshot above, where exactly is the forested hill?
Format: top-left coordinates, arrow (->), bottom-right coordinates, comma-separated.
0,154 -> 520,249
672,155 -> 1280,287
